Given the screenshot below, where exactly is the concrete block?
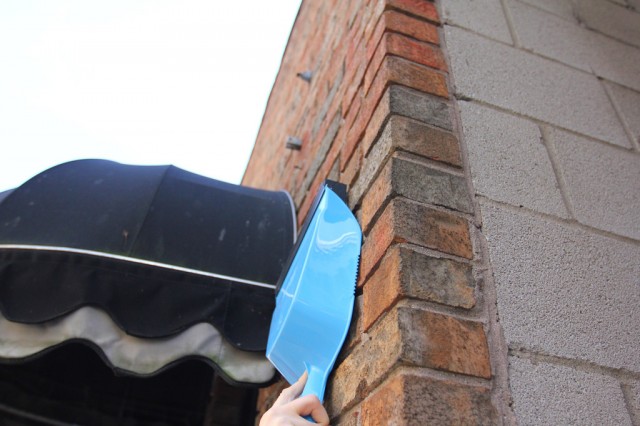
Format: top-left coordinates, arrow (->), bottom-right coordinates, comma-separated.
626,382 -> 640,425
441,0 -> 512,43
509,1 -> 640,92
509,356 -> 632,425
458,101 -> 568,217
550,128 -> 640,239
517,0 -> 576,21
445,26 -> 630,148
606,82 -> 640,148
480,202 -> 640,372
576,0 -> 640,48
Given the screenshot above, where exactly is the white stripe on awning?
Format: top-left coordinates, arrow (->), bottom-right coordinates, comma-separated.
0,306 -> 275,384
0,244 -> 276,289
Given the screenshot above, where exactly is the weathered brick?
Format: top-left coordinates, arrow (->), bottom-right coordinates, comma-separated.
368,8 -> 440,63
383,114 -> 460,165
386,85 -> 452,131
365,33 -> 446,95
341,92 -> 365,171
341,144 -> 362,186
361,155 -> 471,231
382,10 -> 439,44
342,84 -> 452,173
362,245 -> 476,329
360,197 -> 472,281
361,372 -> 497,426
297,111 -> 342,207
352,103 -> 459,198
256,378 -> 289,422
327,305 -> 491,414
386,0 -> 440,24
335,405 -> 361,426
368,55 -> 448,102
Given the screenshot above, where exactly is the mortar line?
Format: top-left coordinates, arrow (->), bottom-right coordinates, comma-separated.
621,383 -> 640,426
396,297 -> 488,323
499,0 -> 521,47
458,98 -> 640,156
600,78 -> 640,151
478,196 -> 640,245
509,347 -> 640,381
394,150 -> 466,177
511,0 -> 578,24
538,124 -> 577,219
445,23 -> 640,95
438,11 -> 518,422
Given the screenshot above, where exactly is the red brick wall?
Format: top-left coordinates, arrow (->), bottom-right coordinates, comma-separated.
244,0 -> 500,423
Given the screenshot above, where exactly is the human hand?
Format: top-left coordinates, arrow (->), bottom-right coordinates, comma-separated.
259,371 -> 330,426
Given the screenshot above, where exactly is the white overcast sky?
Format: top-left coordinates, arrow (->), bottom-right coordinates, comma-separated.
0,1 -> 301,191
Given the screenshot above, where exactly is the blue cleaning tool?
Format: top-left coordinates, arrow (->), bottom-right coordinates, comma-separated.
266,182 -> 361,403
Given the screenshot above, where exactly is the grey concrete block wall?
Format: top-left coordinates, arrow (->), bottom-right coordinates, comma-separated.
509,357 -> 633,425
458,102 -> 568,217
550,128 -> 640,240
441,0 -> 640,423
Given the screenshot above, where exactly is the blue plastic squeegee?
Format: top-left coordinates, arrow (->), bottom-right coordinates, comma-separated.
266,182 -> 362,402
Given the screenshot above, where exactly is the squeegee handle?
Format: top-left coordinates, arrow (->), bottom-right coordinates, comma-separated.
300,366 -> 327,423
300,365 -> 326,401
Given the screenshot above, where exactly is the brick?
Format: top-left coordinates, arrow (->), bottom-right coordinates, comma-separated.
380,114 -> 459,165
327,305 -> 491,414
445,26 -> 630,148
342,94 -> 367,171
256,378 -> 289,422
340,144 -> 362,186
386,0 -> 440,24
368,55 -> 448,100
360,112 -> 460,188
458,101 -> 568,217
298,112 -> 342,204
342,83 -> 451,173
509,357 -> 633,425
343,23 -> 366,116
351,114 -> 461,209
334,405 -> 361,426
361,155 -> 471,232
362,245 -> 476,329
360,197 -> 472,281
386,85 -> 452,131
364,33 -> 447,95
367,10 -> 440,70
361,372 -> 496,426
441,0 -> 512,43
381,10 -> 439,44
550,128 -> 640,239
481,202 -> 640,371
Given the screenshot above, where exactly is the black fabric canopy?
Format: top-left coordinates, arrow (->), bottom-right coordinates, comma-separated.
0,159 -> 295,353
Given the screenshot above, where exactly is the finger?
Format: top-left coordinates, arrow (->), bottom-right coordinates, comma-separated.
288,394 -> 330,425
273,371 -> 309,406
287,370 -> 308,398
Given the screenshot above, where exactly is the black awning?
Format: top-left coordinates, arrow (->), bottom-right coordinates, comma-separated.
0,159 -> 295,383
